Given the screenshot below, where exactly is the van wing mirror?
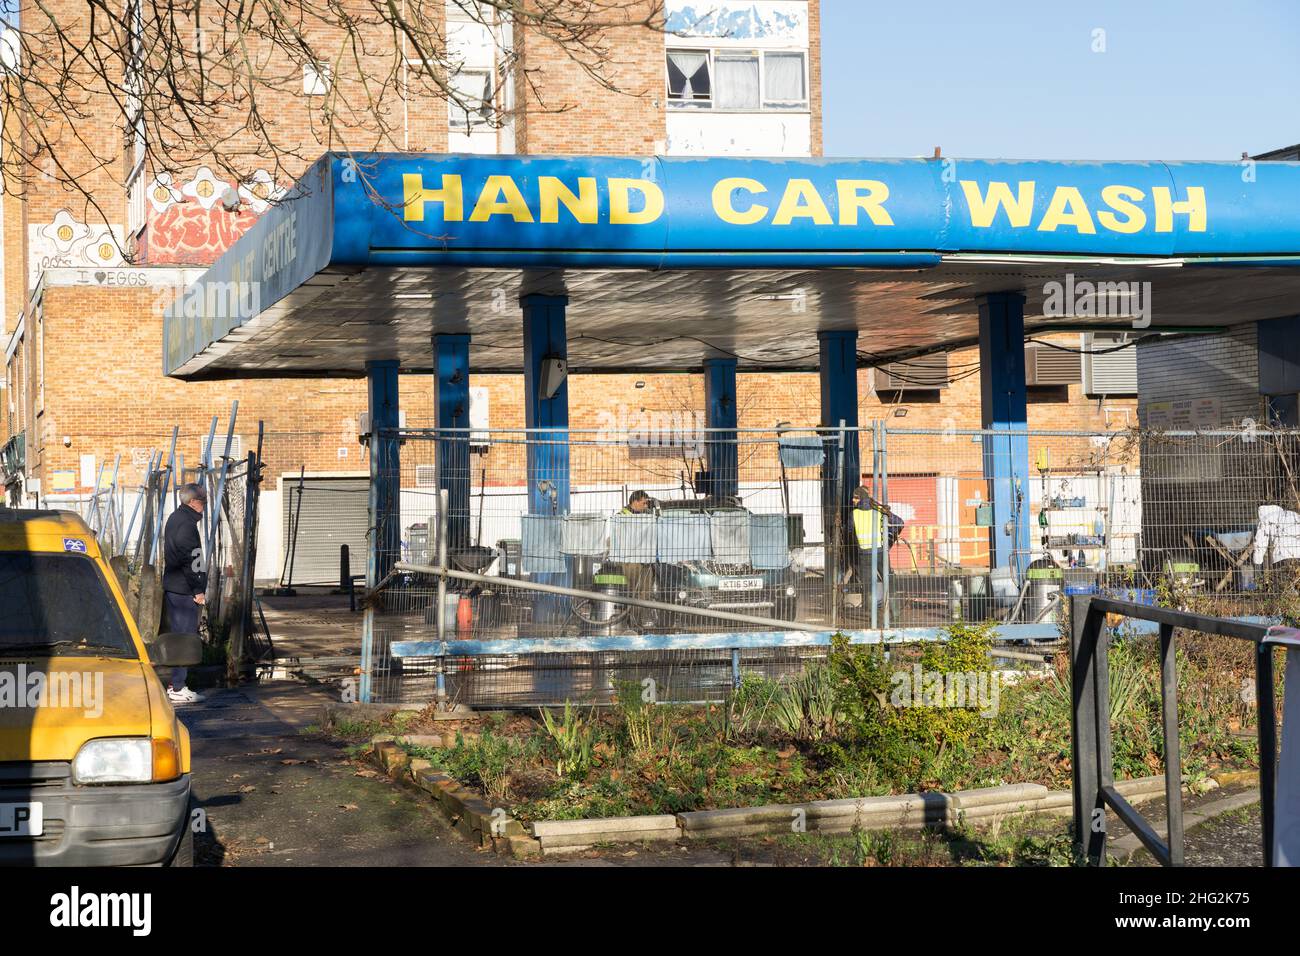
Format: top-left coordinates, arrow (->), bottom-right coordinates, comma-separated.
149,632 -> 204,668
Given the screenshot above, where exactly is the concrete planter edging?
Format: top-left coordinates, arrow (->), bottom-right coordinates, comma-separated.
369,738 -> 540,858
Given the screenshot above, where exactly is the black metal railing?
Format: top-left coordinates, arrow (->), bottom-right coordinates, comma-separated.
1070,594 -> 1282,866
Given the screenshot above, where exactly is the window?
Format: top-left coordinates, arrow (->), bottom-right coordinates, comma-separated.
0,553 -> 137,659
763,52 -> 806,108
714,54 -> 760,109
667,50 -> 710,103
448,69 -> 493,129
667,49 -> 808,111
124,0 -> 147,235
303,63 -> 332,95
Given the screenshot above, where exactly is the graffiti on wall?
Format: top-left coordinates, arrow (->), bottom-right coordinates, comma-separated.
145,166 -> 283,265
28,210 -> 125,287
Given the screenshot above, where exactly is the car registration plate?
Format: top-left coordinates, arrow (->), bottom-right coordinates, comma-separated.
718,577 -> 763,591
0,803 -> 43,838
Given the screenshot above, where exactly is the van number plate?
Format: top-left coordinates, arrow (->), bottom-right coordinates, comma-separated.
718,577 -> 763,591
0,803 -> 43,838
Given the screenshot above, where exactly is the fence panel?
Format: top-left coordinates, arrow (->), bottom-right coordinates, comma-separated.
357,425 -> 1300,706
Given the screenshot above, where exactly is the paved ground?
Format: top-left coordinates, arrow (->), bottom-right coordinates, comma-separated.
182,679 -> 734,866
184,682 -> 501,866
256,591 -> 363,686
1121,794 -> 1264,867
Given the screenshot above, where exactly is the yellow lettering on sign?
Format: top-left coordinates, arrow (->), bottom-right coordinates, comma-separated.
609,178 -> 664,225
1152,186 -> 1206,232
404,173 -> 463,222
538,176 -> 598,224
960,181 -> 1035,228
469,175 -> 535,223
837,180 -> 893,226
772,179 -> 832,226
712,178 -> 769,225
1097,185 -> 1147,234
1037,186 -> 1096,234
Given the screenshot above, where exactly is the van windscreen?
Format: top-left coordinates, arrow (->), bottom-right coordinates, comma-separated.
0,552 -> 137,659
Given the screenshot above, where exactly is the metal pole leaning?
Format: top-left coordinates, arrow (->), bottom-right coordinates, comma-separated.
435,488 -> 449,701
879,422 -> 892,630
396,561 -> 833,633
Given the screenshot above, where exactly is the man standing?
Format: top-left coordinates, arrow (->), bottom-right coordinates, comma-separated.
619,490 -> 657,630
851,485 -> 889,615
162,482 -> 208,704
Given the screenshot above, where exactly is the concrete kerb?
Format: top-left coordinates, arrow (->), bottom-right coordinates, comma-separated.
368,737 -> 540,858
367,734 -> 1261,859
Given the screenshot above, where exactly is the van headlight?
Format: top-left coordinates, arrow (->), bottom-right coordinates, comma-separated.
72,738 -> 152,784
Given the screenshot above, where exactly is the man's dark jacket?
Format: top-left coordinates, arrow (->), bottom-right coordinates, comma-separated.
163,505 -> 208,596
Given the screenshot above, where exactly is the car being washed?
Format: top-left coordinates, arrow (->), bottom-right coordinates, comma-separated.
0,510 -> 202,866
651,500 -> 801,628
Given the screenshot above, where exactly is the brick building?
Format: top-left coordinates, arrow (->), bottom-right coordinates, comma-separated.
1,0 -> 1133,582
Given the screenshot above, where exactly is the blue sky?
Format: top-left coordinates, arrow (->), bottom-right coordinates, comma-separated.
822,1 -> 1300,159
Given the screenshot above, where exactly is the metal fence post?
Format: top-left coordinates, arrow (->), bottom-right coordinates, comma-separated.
1070,594 -> 1106,864
731,648 -> 741,691
1158,622 -> 1185,865
1257,640 -> 1278,867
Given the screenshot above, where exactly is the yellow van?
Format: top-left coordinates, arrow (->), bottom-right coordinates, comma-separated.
0,509 -> 201,866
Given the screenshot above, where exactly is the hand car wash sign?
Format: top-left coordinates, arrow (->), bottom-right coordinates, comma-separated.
378,154 -> 1296,264
163,152 -> 1300,375
402,166 -> 1205,240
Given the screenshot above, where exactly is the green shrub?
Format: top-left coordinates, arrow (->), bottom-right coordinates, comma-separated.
824,622 -> 998,787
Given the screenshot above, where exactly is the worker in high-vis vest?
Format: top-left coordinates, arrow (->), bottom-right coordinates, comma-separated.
619,490 -> 657,629
851,485 -> 889,609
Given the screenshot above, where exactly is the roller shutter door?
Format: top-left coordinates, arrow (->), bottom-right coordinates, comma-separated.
282,477 -> 370,586
884,475 -> 938,569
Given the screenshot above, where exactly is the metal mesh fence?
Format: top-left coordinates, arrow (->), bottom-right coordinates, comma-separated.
361,424 -> 1300,705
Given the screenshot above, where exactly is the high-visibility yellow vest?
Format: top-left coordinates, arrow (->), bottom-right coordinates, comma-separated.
853,506 -> 887,550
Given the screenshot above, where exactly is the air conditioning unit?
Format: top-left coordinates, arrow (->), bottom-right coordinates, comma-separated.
469,385 -> 490,450
414,464 -> 438,488
1082,333 -> 1138,396
1024,343 -> 1081,386
200,434 -> 243,463
358,410 -> 407,437
873,353 -> 950,391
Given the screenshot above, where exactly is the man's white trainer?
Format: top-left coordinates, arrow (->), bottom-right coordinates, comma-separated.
167,687 -> 204,704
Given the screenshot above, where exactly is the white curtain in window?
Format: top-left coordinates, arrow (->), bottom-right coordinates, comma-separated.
668,50 -> 709,99
764,53 -> 805,103
715,55 -> 760,109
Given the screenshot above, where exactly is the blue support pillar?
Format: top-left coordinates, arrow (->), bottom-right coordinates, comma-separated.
522,295 -> 570,622
818,331 -> 861,507
522,295 -> 570,516
434,334 -> 472,552
978,292 -> 1031,575
704,358 -> 738,500
366,359 -> 401,584
819,331 -> 861,626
